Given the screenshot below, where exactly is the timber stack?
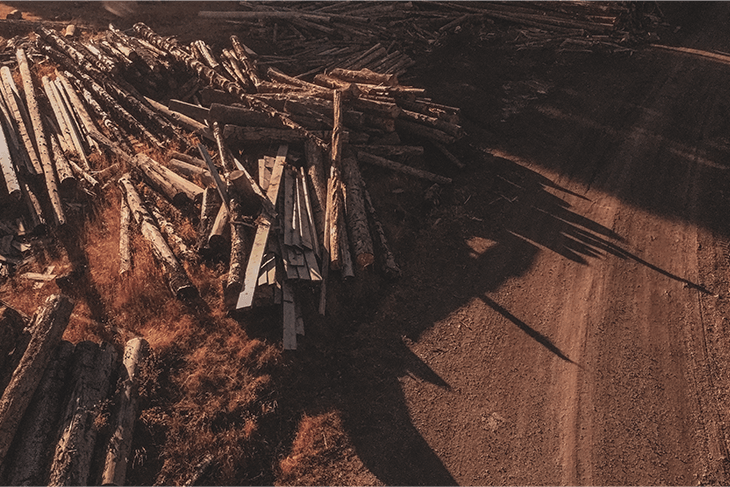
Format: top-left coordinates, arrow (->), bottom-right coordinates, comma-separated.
0,4 -> 663,350
0,297 -> 151,486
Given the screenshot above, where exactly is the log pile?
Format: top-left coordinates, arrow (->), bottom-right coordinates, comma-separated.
0,298 -> 151,486
0,4 -> 663,349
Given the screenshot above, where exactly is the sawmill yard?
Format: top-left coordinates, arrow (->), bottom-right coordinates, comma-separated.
2,1 -> 730,485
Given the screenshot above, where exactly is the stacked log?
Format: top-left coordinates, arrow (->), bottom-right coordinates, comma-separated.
0,297 -> 151,486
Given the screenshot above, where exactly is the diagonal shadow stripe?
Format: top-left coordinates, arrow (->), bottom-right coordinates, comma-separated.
481,295 -> 578,366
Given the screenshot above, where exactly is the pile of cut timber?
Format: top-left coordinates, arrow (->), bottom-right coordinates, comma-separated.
0,20 -> 463,350
0,298 -> 150,486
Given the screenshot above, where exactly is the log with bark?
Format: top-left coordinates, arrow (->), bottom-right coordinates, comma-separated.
341,153 -> 374,268
3,340 -> 74,487
0,66 -> 41,177
0,303 -> 26,389
118,175 -> 197,299
101,337 -> 150,487
119,194 -> 132,276
196,187 -> 221,254
357,151 -> 452,185
48,340 -> 117,487
0,294 -> 74,467
132,22 -> 329,151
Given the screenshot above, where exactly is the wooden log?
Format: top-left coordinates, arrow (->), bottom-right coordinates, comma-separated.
0,304 -> 26,388
4,340 -> 73,487
184,454 -> 215,487
304,139 -> 327,247
21,182 -> 46,235
119,194 -> 131,277
363,183 -> 400,279
53,77 -> 94,154
196,187 -> 221,253
0,112 -> 20,200
40,45 -> 165,151
224,194 -> 251,310
169,159 -> 216,187
399,109 -> 464,139
167,99 -> 210,124
327,90 -> 345,270
312,73 -> 360,94
351,144 -> 424,158
337,202 -> 355,279
170,151 -> 206,168
0,86 -> 32,177
144,96 -> 213,142
266,67 -> 337,98
101,338 -> 150,487
48,341 -> 117,487
135,153 -> 203,205
63,71 -> 133,154
48,130 -> 78,194
327,67 -> 397,86
223,125 -> 305,144
357,151 -> 452,184
208,203 -> 229,251
236,144 -> 287,310
229,35 -> 263,88
0,66 -> 41,177
17,49 -> 66,227
432,140 -> 465,169
394,118 -> 455,145
0,294 -> 74,467
133,23 -> 328,151
341,154 -> 374,268
151,205 -> 196,262
396,98 -> 460,125
209,103 -> 283,128
119,175 -> 197,299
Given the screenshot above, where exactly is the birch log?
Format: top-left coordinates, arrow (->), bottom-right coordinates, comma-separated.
327,90 -> 345,270
48,130 -> 77,194
119,195 -> 131,276
304,139 -> 326,246
224,194 -> 250,310
4,341 -> 74,487
118,175 -> 197,299
48,341 -> 117,487
101,338 -> 150,487
0,294 -> 74,468
17,48 -> 66,226
0,86 -> 32,176
0,112 -> 20,200
0,66 -> 41,177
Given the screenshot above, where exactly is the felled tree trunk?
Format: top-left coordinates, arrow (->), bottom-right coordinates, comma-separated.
0,294 -> 74,467
119,195 -> 132,276
341,154 -> 374,268
4,341 -> 74,487
196,187 -> 221,254
17,48 -> 66,226
224,194 -> 250,311
304,139 -> 327,248
0,304 -> 26,389
101,338 -> 150,487
48,341 -> 117,487
118,175 -> 197,300
0,66 -> 41,177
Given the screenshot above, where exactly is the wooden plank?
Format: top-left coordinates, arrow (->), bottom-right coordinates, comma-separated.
299,166 -> 320,257
282,281 -> 296,350
236,145 -> 288,310
258,158 -> 266,190
283,166 -> 294,247
303,249 -> 322,281
295,172 -> 308,248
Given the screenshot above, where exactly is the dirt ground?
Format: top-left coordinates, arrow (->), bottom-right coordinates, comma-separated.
4,1 -> 730,485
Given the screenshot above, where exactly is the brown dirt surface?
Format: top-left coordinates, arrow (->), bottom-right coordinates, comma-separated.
4,2 -> 730,486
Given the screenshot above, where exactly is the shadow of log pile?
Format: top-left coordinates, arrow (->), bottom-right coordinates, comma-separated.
0,296 -> 149,486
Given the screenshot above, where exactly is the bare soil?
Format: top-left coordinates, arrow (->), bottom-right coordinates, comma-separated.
4,2 -> 730,485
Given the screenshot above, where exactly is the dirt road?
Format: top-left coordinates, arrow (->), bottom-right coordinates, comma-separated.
366,3 -> 730,485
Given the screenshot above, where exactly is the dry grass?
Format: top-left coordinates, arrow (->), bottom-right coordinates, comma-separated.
1,161 -> 282,484
277,411 -> 354,486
